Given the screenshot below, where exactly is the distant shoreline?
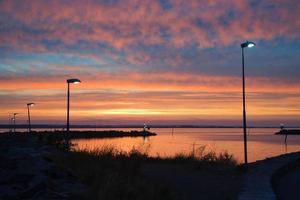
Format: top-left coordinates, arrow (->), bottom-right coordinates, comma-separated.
1,124 -> 299,129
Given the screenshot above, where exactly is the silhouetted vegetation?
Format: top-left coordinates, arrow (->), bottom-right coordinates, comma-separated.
52,141 -> 241,200
54,146 -> 177,200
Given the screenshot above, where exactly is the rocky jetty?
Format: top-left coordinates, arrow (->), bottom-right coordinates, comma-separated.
0,134 -> 86,199
275,129 -> 300,135
35,130 -> 157,140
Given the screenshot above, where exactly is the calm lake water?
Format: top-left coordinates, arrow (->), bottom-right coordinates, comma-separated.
70,128 -> 300,163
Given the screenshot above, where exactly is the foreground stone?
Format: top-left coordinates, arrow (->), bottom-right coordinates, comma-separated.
0,134 -> 86,200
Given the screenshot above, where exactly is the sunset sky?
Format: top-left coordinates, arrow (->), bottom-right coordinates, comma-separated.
0,0 -> 299,126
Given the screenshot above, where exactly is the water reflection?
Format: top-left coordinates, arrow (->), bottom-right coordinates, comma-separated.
72,128 -> 300,163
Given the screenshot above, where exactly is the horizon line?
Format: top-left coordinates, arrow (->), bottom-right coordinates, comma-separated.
0,124 -> 298,129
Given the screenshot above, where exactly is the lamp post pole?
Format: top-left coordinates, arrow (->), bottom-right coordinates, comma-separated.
66,78 -> 81,133
8,114 -> 12,133
13,113 -> 18,133
241,46 -> 248,165
27,103 -> 35,133
240,41 -> 255,166
67,82 -> 70,132
27,105 -> 31,132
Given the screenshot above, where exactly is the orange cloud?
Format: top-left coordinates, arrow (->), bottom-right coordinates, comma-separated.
1,70 -> 299,93
1,70 -> 299,124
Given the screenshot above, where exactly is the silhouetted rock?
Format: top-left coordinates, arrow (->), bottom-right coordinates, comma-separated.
0,134 -> 86,200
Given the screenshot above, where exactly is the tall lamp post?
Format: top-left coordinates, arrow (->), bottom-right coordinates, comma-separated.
13,113 -> 18,133
27,103 -> 35,133
66,78 -> 81,132
241,41 -> 255,165
8,114 -> 12,133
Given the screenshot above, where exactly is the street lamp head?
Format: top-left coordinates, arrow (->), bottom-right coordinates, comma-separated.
241,41 -> 255,48
13,113 -> 18,116
67,78 -> 81,84
27,103 -> 35,107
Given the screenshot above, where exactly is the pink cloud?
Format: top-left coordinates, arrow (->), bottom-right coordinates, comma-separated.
0,0 -> 299,51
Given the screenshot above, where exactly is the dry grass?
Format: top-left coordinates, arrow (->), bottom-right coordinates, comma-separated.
56,146 -> 177,200
52,144 -> 241,200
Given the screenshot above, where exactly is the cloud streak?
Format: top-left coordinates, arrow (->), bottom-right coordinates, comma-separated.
1,88 -> 299,125
1,69 -> 300,93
